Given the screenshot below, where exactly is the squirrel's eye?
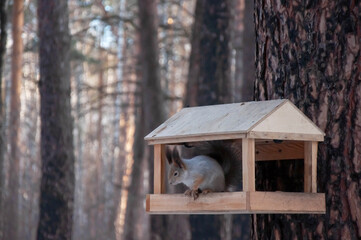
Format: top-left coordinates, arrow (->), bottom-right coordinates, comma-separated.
174,172 -> 178,176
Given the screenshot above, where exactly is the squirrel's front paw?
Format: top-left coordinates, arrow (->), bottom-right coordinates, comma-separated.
184,189 -> 199,200
202,189 -> 213,195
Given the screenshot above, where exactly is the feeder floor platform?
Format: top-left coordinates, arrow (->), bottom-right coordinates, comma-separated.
146,191 -> 325,214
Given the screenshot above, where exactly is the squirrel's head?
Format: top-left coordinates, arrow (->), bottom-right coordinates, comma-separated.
166,147 -> 187,185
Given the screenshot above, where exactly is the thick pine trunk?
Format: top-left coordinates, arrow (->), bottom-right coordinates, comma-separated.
6,0 -> 24,239
37,0 -> 75,239
253,1 -> 361,239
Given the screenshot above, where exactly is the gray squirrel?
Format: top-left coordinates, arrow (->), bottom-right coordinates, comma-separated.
166,141 -> 242,200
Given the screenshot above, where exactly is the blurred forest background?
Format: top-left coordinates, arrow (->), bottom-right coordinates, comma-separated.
0,0 -> 255,239
0,0 -> 360,240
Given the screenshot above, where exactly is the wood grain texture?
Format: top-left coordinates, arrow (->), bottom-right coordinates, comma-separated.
146,191 -> 325,214
145,100 -> 325,144
255,141 -> 304,161
251,102 -> 325,137
249,131 -> 324,141
147,192 -> 247,214
147,133 -> 247,145
145,99 -> 285,139
248,192 -> 325,214
243,138 -> 255,191
304,141 -> 318,193
154,144 -> 165,194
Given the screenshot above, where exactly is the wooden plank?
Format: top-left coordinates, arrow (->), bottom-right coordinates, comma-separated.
144,100 -> 285,141
248,131 -> 324,142
255,141 -> 304,161
146,192 -> 247,214
146,191 -> 326,214
304,141 -> 318,193
154,144 -> 165,194
249,191 -> 325,214
250,102 -> 325,140
147,133 -> 246,145
242,138 -> 255,192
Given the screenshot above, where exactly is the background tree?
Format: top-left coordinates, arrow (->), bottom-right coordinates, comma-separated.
0,0 -> 257,239
37,0 -> 75,239
252,1 -> 361,239
185,0 -> 234,239
186,0 -> 232,107
6,0 -> 24,239
0,0 -> 7,238
123,0 -> 166,239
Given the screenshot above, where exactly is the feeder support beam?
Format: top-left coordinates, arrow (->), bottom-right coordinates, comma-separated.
154,144 -> 166,194
304,141 -> 318,193
242,138 -> 255,192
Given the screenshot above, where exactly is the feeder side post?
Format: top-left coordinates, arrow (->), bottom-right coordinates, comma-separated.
154,144 -> 166,194
304,141 -> 318,193
242,138 -> 255,192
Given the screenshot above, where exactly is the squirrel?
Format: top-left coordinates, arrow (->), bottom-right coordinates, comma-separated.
166,141 -> 242,200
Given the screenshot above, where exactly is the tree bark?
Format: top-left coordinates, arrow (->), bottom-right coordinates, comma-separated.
0,0 -> 7,238
37,0 -> 75,239
6,0 -> 24,239
253,1 -> 361,239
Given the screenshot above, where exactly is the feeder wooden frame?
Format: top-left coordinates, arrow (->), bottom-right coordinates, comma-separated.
145,100 -> 326,214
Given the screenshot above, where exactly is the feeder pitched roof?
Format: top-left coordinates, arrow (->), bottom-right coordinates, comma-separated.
145,99 -> 325,144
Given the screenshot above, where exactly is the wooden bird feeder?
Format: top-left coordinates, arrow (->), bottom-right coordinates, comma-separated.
144,99 -> 326,214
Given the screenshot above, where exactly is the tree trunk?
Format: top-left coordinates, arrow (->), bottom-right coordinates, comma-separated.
136,0 -> 166,239
72,60 -> 85,240
240,0 -> 255,101
253,1 -> 361,239
186,0 -> 232,107
6,0 -> 24,239
232,0 -> 255,102
96,48 -> 104,240
37,0 -> 75,239
0,0 -> 8,238
185,0 -> 232,239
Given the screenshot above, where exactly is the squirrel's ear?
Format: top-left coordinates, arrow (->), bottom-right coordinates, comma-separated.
173,147 -> 186,169
165,147 -> 172,164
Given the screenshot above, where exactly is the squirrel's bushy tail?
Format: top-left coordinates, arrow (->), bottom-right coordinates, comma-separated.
189,140 -> 242,190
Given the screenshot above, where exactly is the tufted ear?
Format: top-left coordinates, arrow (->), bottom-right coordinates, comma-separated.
172,147 -> 187,170
165,147 -> 172,164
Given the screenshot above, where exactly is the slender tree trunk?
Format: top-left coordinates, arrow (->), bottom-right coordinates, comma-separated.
113,1 -> 128,236
185,0 -> 233,239
252,1 -> 361,239
230,0 -> 254,237
37,0 -> 75,239
7,0 -> 24,239
96,49 -> 104,240
232,0 -> 255,102
123,0 -> 166,239
240,0 -> 255,101
73,60 -> 85,240
0,0 -> 8,238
